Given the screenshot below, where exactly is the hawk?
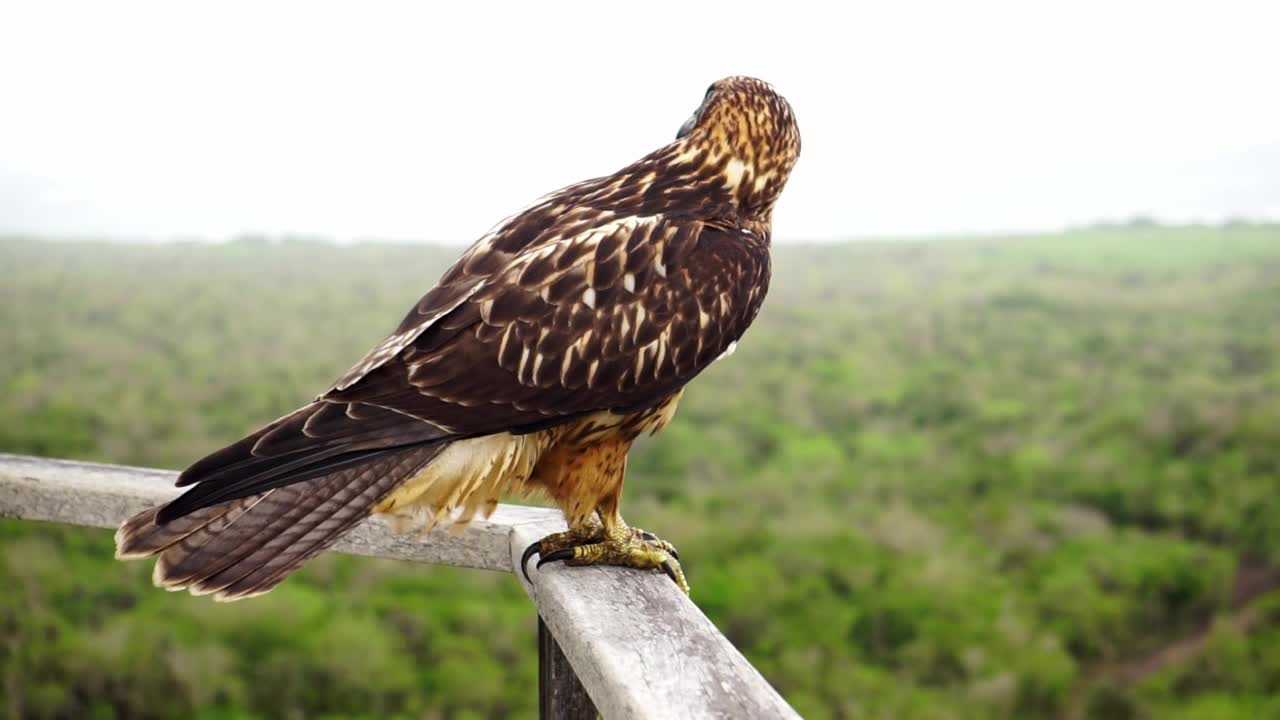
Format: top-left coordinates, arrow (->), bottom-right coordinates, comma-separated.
116,76 -> 801,599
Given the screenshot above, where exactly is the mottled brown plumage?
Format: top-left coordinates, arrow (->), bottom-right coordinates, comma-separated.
116,76 -> 801,599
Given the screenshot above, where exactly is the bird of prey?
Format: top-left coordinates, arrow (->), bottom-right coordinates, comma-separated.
115,76 -> 801,600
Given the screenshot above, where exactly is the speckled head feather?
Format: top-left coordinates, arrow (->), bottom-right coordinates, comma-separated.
551,75 -> 802,230
675,76 -> 802,219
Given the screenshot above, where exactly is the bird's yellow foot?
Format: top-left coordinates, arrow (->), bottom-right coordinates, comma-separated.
520,523 -> 606,581
521,525 -> 687,594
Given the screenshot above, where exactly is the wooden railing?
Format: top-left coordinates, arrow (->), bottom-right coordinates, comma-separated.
0,453 -> 801,720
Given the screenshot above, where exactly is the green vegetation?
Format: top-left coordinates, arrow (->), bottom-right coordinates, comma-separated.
2,225 -> 1279,719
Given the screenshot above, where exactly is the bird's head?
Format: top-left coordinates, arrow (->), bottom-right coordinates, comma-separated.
672,76 -> 801,223
553,77 -> 799,231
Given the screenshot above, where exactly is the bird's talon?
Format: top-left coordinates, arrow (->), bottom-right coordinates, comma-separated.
519,525 -> 605,581
661,559 -> 678,584
520,541 -> 542,582
536,547 -> 577,569
638,532 -> 678,559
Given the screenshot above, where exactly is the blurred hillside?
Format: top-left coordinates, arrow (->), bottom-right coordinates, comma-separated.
2,226 -> 1279,719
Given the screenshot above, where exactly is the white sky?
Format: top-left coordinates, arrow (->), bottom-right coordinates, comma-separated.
1,0 -> 1277,242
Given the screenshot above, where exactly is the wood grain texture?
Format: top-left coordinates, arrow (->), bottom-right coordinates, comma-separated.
0,453 -> 559,571
512,521 -> 801,720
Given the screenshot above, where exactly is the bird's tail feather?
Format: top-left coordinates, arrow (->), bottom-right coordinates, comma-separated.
115,443 -> 442,601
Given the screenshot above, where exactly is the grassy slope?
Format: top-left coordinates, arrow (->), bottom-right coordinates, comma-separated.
1,226 -> 1278,719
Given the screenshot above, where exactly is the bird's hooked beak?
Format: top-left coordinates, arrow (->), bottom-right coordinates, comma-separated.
677,84 -> 717,139
676,111 -> 698,140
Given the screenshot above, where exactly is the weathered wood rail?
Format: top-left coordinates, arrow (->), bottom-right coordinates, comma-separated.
0,453 -> 800,720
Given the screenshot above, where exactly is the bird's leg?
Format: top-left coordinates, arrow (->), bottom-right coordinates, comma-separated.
525,503 -> 689,594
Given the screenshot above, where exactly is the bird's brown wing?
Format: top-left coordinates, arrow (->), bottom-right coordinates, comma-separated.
331,215 -> 770,429
160,214 -> 769,521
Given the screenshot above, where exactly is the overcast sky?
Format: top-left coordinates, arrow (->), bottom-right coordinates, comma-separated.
1,0 -> 1277,242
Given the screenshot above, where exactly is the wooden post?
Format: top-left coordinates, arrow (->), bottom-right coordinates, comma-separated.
539,616 -> 598,720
